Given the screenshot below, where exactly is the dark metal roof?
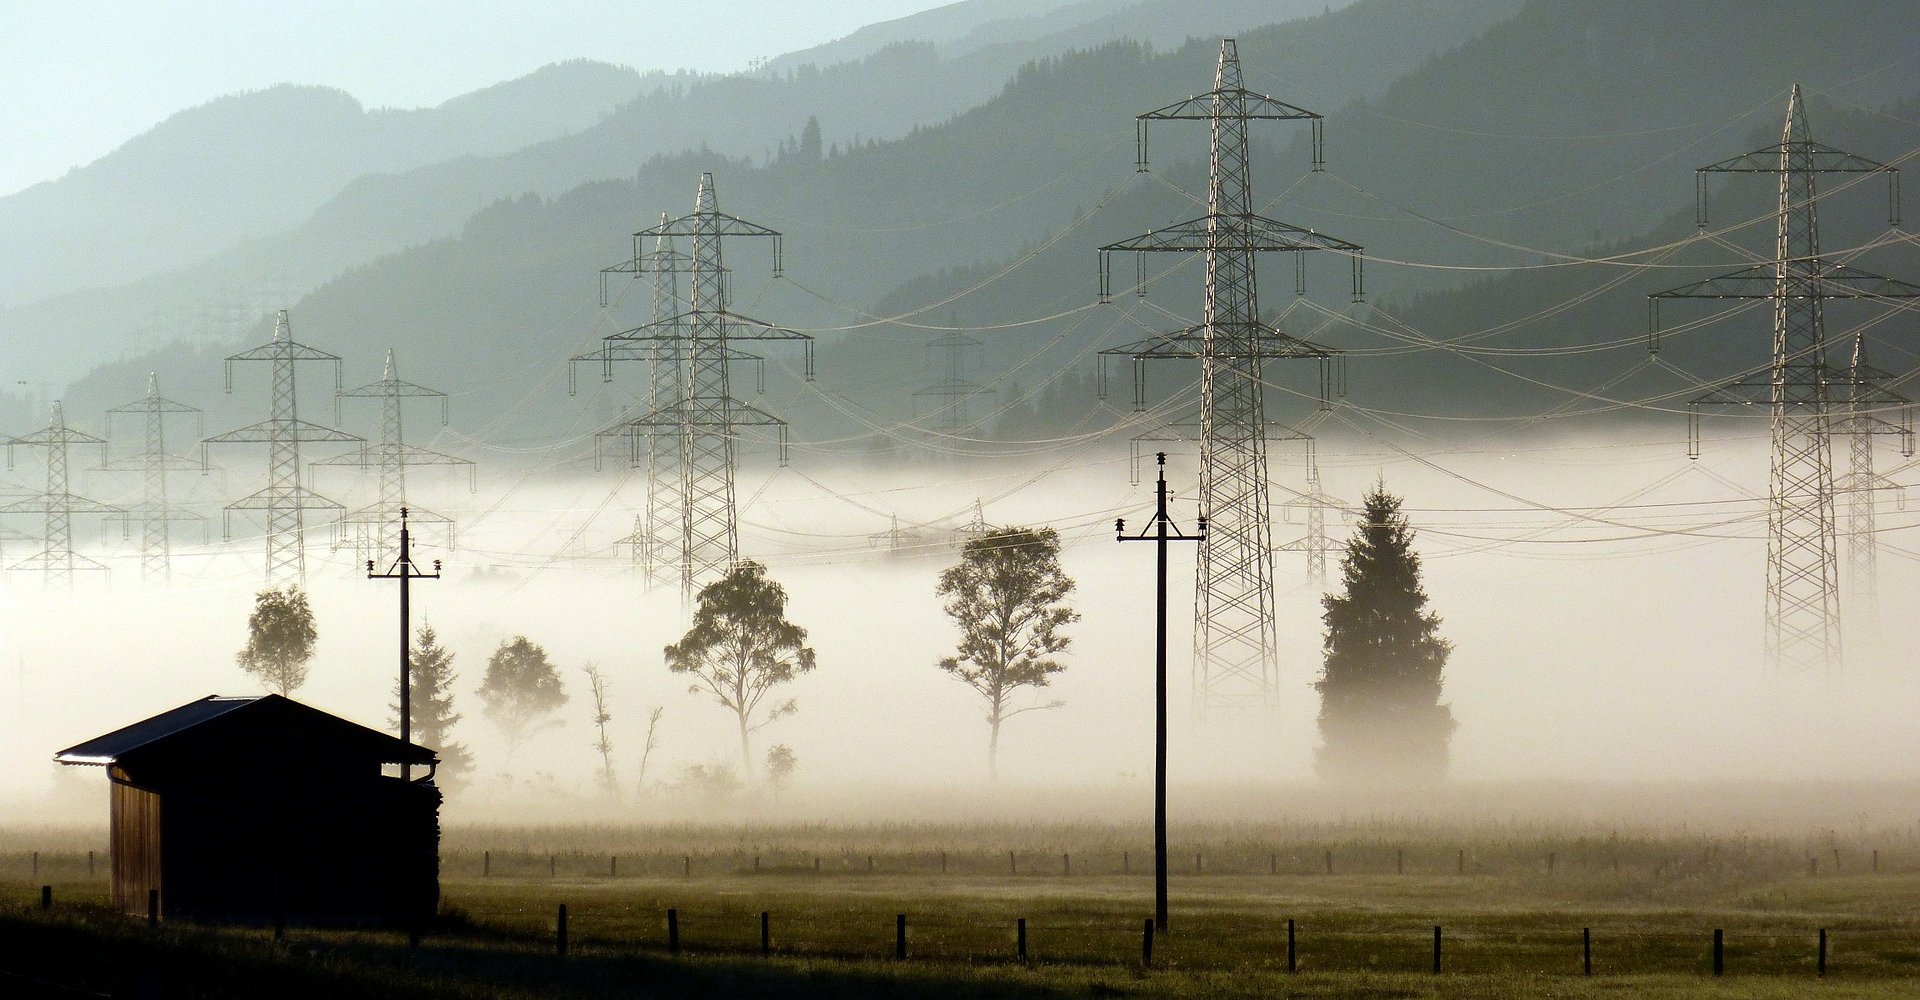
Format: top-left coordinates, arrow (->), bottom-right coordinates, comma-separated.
54,694 -> 436,767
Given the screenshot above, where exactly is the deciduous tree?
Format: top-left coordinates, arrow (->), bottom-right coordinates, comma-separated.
477,636 -> 567,768
665,561 -> 816,779
935,527 -> 1078,778
237,586 -> 316,696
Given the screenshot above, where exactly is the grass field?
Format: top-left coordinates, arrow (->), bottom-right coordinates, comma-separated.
4,820 -> 1920,997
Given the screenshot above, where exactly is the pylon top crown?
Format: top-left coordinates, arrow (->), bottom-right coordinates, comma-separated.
49,400 -> 64,428
146,372 -> 159,397
1784,83 -> 1808,144
383,348 -> 397,381
697,172 -> 717,214
273,310 -> 291,344
1217,39 -> 1243,91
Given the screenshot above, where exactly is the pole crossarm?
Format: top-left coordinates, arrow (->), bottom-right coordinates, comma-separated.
203,419 -> 364,446
0,492 -> 123,516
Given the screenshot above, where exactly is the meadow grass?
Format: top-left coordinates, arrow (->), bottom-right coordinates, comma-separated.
3,820 -> 1919,997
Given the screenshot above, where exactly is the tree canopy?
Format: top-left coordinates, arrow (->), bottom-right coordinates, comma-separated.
665,560 -> 816,779
237,586 -> 317,696
477,636 -> 567,766
1315,484 -> 1455,784
935,526 -> 1078,778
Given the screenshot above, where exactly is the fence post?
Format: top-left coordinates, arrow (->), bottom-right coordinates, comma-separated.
1123,850 -> 1129,874
1141,918 -> 1154,968
1063,852 -> 1070,876
754,855 -> 761,872
896,913 -> 907,960
1433,925 -> 1442,974
685,855 -> 692,878
32,851 -> 38,879
548,853 -> 555,877
940,851 -> 947,874
1457,849 -> 1465,875
556,904 -> 568,957
761,911 -> 771,956
483,850 -> 490,877
1287,918 -> 1296,973
1196,851 -> 1203,874
1548,851 -> 1556,876
611,855 -> 618,878
40,885 -> 51,910
668,908 -> 680,954
1872,850 -> 1879,874
88,850 -> 95,877
1270,853 -> 1277,875
1713,928 -> 1724,976
1583,927 -> 1592,976
1010,850 -> 1017,875
868,855 -> 875,874
1818,928 -> 1827,977
1325,850 -> 1333,875
1017,917 -> 1027,962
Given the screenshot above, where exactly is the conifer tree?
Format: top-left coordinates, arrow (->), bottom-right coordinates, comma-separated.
392,623 -> 473,789
1315,484 -> 1455,783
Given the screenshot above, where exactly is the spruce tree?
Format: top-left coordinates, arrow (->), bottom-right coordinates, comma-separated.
1315,484 -> 1455,783
392,624 -> 473,789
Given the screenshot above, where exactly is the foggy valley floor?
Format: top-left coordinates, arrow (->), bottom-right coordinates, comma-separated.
7,808 -> 1920,997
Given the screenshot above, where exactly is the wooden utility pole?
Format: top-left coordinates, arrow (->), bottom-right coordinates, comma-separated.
1117,452 -> 1204,933
369,507 -> 441,780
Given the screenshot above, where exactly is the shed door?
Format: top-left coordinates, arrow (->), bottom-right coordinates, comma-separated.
110,772 -> 161,916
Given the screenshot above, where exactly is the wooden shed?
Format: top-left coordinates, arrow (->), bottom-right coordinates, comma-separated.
54,694 -> 440,927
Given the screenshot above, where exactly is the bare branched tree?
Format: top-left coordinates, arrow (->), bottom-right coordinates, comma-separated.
637,705 -> 664,792
581,661 -> 617,794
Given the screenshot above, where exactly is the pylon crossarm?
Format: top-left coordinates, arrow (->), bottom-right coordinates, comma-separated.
343,503 -> 452,526
107,397 -> 197,415
1652,263 -> 1920,300
1700,141 -> 1893,174
9,550 -> 109,573
0,494 -> 123,515
311,444 -> 474,469
339,379 -> 445,400
224,341 -> 341,363
203,419 -> 365,445
1100,214 -> 1363,254
1139,90 -> 1320,122
641,212 -> 781,240
719,310 -> 815,342
224,485 -> 345,512
1105,326 -> 1337,362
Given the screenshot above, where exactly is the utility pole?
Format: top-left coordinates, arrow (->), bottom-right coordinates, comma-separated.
204,310 -> 362,586
1117,452 -> 1205,933
1649,85 -> 1916,677
1099,39 -> 1360,712
102,374 -> 204,583
315,349 -> 474,566
3,402 -> 121,587
582,173 -> 816,598
369,507 -> 441,782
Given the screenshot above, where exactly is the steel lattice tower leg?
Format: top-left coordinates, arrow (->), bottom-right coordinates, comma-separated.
4,403 -> 118,589
1764,90 -> 1842,674
141,377 -> 172,581
646,222 -> 691,592
1098,40 -> 1361,712
1651,85 -> 1917,678
1304,458 -> 1329,585
1843,334 -> 1879,643
683,175 -> 741,592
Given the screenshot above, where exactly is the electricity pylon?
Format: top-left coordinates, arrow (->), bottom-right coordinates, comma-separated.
1097,39 -> 1362,712
912,333 -> 994,439
315,349 -> 474,566
1836,330 -> 1912,643
101,373 -> 204,582
4,402 -> 122,587
1278,446 -> 1343,586
204,310 -> 362,586
587,173 -> 815,597
1649,85 -> 1917,677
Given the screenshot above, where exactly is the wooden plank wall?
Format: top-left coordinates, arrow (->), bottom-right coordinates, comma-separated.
109,773 -> 161,916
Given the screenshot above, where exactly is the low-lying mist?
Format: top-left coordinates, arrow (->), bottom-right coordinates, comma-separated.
4,425 -> 1917,836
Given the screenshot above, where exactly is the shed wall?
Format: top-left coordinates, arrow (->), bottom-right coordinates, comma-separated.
109,775 -> 161,915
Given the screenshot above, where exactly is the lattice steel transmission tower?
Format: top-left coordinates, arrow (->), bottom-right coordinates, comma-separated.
913,333 -> 994,439
1097,39 -> 1363,712
1836,329 -> 1912,642
4,402 -> 121,587
101,374 -> 204,582
584,174 -> 815,597
205,310 -> 362,586
315,349 -> 474,566
1650,85 -> 1916,677
1278,446 -> 1343,586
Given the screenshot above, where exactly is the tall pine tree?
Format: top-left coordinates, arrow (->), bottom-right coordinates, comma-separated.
1315,484 -> 1455,783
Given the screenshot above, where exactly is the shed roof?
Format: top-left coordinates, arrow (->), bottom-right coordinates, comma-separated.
54,694 -> 436,767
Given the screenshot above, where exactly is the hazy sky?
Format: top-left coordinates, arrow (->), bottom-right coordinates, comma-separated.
0,1 -> 949,197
